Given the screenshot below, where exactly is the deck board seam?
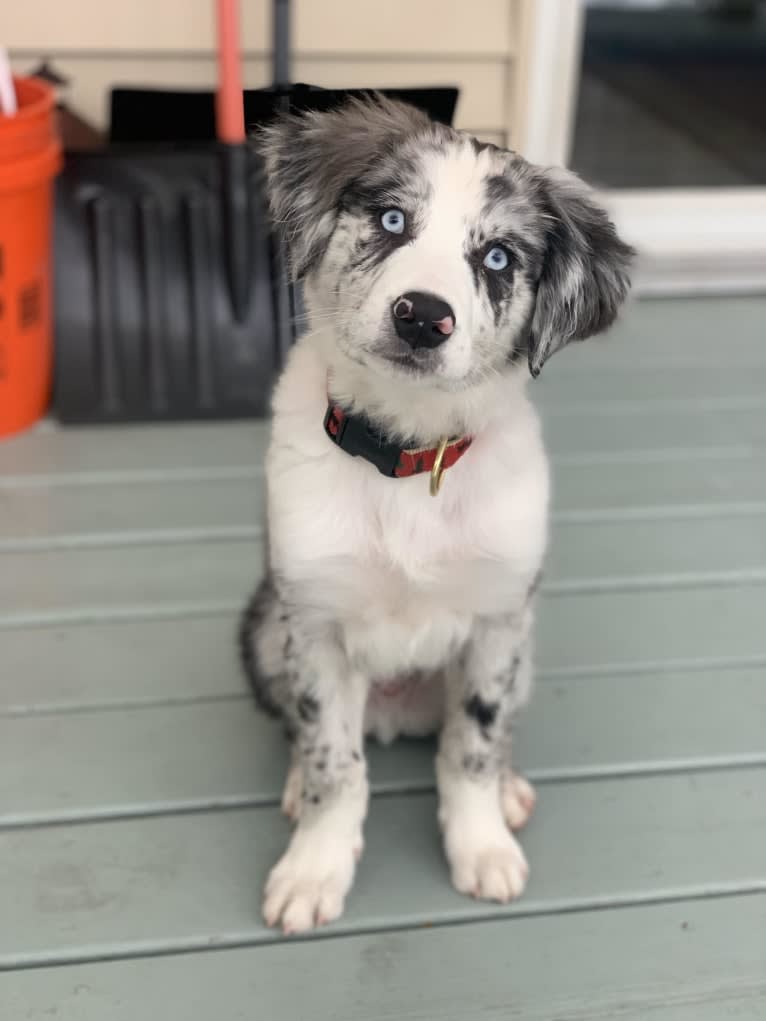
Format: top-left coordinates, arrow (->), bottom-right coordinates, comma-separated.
2,500 -> 766,551
4,653 -> 766,718
0,442 -> 763,489
2,885 -> 764,974
2,570 -> 765,629
1,440 -> 766,489
2,755 -> 765,832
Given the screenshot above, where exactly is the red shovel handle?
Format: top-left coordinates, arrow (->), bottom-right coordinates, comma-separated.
215,0 -> 245,143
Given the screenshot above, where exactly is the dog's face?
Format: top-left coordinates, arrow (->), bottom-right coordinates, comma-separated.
259,96 -> 633,385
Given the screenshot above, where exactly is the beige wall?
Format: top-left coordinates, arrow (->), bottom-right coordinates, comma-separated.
6,0 -> 525,147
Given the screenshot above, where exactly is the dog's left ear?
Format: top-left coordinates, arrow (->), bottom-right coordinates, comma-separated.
528,167 -> 634,377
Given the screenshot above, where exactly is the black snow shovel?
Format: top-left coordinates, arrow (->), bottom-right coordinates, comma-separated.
52,0 -> 458,423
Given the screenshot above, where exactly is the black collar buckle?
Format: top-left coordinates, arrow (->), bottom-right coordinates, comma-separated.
324,405 -> 402,477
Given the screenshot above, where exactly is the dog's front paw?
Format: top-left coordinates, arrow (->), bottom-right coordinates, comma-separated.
263,824 -> 362,934
438,769 -> 531,904
447,829 -> 529,903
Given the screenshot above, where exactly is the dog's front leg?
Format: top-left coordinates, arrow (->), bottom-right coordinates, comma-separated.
262,623 -> 368,934
437,612 -> 534,903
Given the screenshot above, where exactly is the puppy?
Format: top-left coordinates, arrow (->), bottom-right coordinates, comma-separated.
240,95 -> 633,934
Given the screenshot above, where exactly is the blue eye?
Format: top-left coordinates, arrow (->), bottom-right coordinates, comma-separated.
380,208 -> 406,234
483,245 -> 510,271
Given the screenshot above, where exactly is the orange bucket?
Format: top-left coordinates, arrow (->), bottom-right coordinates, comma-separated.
0,76 -> 62,437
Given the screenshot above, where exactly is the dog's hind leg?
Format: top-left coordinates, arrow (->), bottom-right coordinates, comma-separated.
280,746 -> 303,823
500,769 -> 537,831
497,646 -> 537,832
239,573 -> 291,719
240,577 -> 310,824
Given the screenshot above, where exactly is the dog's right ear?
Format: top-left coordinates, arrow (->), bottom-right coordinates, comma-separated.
256,94 -> 430,279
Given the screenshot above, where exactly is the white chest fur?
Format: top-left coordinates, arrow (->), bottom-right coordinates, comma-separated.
265,341 -> 550,687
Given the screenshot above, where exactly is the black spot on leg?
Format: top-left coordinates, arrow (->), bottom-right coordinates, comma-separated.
310,794 -> 321,805
297,693 -> 320,724
462,753 -> 488,776
509,653 -> 522,687
351,750 -> 361,762
464,694 -> 499,738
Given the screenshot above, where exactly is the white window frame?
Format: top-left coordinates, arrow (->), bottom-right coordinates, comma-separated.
513,0 -> 766,294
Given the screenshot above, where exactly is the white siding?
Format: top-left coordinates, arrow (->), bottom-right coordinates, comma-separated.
7,0 -> 525,145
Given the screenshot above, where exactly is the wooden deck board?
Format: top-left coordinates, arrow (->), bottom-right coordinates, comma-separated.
1,769 -> 765,968
2,403 -> 766,495
1,294 -> 765,1017
5,896 -> 765,1020
1,665 -> 764,827
535,367 -> 766,408
3,585 -> 765,713
1,510 -> 764,624
2,461 -> 766,550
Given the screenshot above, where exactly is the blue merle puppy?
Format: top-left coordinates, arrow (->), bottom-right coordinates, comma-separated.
240,95 -> 633,933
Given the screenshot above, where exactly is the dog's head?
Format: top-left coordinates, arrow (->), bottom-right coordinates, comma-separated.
258,94 -> 633,385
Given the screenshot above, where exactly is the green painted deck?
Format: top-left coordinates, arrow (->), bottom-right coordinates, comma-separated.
1,295 -> 765,1019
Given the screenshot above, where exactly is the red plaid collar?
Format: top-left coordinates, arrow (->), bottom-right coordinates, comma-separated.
323,400 -> 472,494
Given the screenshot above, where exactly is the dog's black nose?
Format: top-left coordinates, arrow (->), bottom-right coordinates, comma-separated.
391,292 -> 455,349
